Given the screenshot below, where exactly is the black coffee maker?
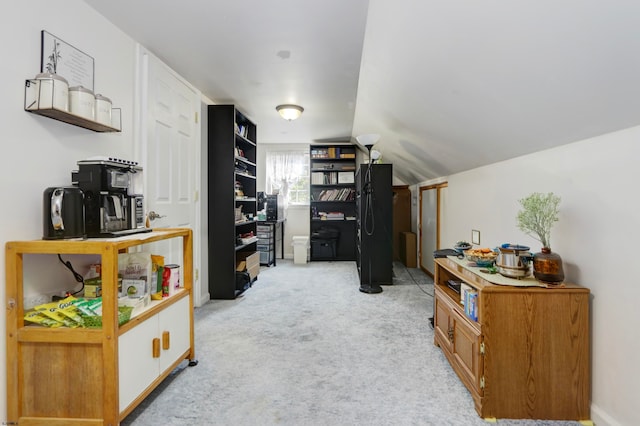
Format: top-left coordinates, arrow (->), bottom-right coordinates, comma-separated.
71,158 -> 149,237
42,186 -> 86,239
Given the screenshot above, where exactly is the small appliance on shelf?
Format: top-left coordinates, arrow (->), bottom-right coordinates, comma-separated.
71,156 -> 151,237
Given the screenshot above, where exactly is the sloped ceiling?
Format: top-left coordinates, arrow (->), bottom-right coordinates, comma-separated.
84,0 -> 640,184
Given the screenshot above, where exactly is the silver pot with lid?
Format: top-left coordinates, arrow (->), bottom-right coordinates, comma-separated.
495,244 -> 533,279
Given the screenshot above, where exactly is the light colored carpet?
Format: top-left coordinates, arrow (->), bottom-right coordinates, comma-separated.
121,260 -> 584,426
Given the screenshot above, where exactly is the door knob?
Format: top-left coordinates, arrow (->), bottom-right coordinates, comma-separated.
148,211 -> 165,221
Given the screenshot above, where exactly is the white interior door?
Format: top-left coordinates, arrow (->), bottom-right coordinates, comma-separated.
136,46 -> 202,304
420,188 -> 438,276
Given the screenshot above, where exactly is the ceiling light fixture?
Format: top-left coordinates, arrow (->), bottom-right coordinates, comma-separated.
276,104 -> 304,121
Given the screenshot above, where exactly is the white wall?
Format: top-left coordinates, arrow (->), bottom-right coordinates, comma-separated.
1,1 -> 138,420
416,125 -> 640,426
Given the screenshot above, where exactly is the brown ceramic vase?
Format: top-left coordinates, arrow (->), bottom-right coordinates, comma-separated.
533,247 -> 564,283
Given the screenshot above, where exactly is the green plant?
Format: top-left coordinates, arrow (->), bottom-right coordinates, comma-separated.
516,192 -> 561,249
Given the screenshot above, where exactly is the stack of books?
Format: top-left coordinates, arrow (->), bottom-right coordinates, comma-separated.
325,212 -> 344,220
313,188 -> 355,201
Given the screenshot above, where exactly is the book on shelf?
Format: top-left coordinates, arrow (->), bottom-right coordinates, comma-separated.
313,187 -> 355,201
235,123 -> 250,139
321,172 -> 338,184
311,172 -> 324,184
310,146 -> 356,160
463,287 -> 478,321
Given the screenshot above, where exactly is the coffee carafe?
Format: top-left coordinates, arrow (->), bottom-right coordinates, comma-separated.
71,157 -> 150,237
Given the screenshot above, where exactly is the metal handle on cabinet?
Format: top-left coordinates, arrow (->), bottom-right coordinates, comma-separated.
448,326 -> 454,343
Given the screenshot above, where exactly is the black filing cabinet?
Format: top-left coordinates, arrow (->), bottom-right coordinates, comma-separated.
356,163 -> 393,285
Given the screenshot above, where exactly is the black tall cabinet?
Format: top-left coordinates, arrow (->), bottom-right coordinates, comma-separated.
207,105 -> 258,299
356,163 -> 393,286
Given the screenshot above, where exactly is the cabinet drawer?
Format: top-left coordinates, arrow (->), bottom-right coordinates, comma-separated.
257,232 -> 273,239
260,250 -> 274,264
257,243 -> 274,251
257,225 -> 272,232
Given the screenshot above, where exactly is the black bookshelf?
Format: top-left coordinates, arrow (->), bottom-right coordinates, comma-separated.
207,105 -> 258,299
309,144 -> 357,261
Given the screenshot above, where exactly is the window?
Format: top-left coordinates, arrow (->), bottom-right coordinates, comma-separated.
265,150 -> 310,205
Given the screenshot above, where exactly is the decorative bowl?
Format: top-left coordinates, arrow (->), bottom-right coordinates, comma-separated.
464,249 -> 497,267
454,243 -> 472,253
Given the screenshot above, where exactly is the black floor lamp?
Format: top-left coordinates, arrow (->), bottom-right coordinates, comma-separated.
356,134 -> 382,294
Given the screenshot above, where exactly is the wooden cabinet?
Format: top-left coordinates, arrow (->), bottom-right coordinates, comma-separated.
309,144 -> 357,261
433,257 -> 591,421
207,105 -> 258,299
5,228 -> 195,426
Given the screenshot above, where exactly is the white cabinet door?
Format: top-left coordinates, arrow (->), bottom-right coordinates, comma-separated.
118,296 -> 191,411
119,315 -> 159,410
158,296 -> 190,372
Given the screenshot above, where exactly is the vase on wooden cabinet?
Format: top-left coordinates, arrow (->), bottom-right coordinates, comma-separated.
533,247 -> 564,283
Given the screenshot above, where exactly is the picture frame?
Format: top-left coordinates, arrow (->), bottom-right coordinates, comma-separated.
337,171 -> 355,184
471,229 -> 481,245
41,30 -> 95,91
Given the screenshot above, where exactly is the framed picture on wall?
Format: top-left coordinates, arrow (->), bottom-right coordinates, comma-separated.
472,229 -> 481,245
41,30 -> 94,90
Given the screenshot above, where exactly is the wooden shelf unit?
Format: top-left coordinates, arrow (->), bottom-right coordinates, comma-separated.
24,79 -> 122,132
5,228 -> 195,426
433,257 -> 591,421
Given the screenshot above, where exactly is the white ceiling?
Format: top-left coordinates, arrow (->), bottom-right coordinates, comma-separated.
84,0 -> 640,184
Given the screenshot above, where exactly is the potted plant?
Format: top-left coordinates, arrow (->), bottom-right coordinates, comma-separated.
516,192 -> 564,283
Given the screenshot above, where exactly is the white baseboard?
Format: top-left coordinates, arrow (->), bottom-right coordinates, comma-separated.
591,403 -> 623,426
194,292 -> 210,308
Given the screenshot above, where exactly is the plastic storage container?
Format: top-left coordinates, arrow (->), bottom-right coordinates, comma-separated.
292,236 -> 309,264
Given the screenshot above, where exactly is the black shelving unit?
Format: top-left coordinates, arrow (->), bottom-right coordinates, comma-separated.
207,105 -> 258,299
309,144 -> 357,261
356,163 -> 393,288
